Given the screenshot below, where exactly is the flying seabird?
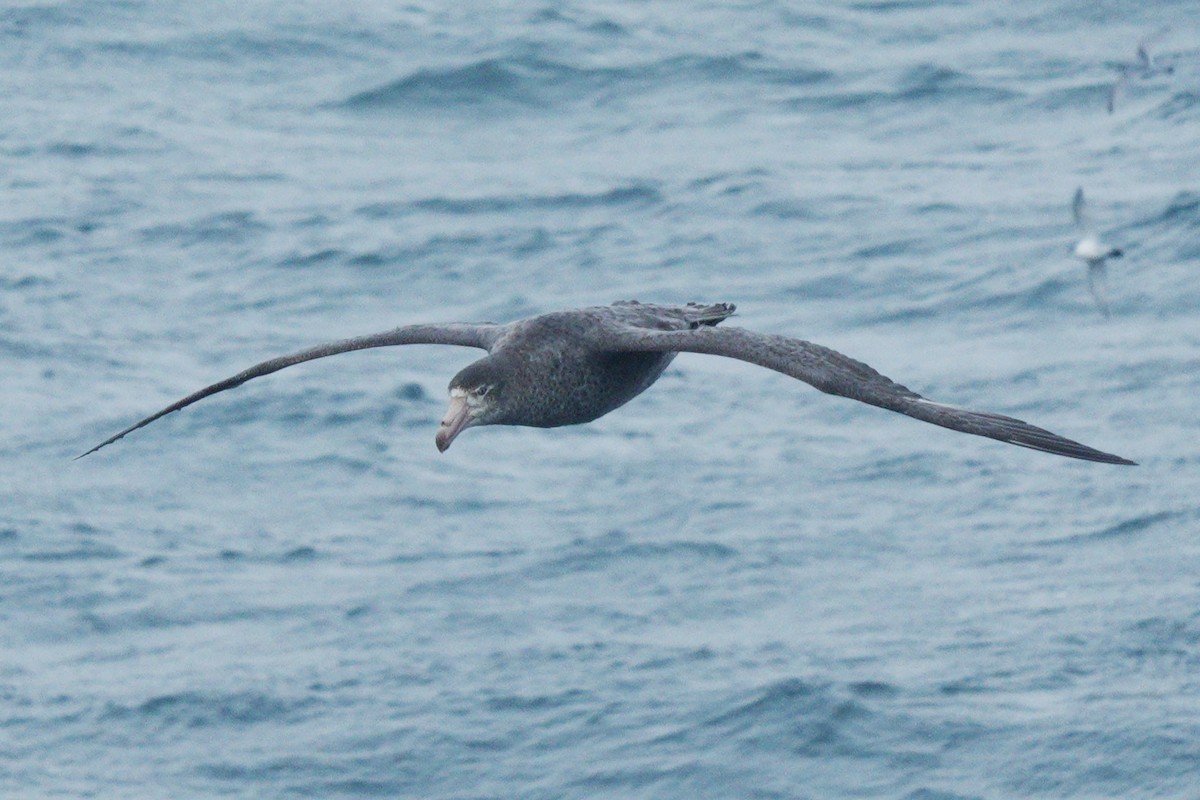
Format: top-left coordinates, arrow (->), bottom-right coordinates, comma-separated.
1071,187 -> 1124,318
1107,28 -> 1174,113
78,301 -> 1135,465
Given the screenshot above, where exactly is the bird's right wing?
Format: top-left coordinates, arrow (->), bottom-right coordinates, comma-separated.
596,324 -> 1135,465
1072,186 -> 1090,229
78,322 -> 502,458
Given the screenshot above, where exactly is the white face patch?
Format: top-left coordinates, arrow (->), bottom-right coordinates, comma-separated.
449,385 -> 490,415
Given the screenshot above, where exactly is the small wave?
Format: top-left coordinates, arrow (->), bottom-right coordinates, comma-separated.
1007,726 -> 1199,796
0,217 -> 71,248
404,531 -> 736,597
340,57 -> 552,110
648,677 -> 906,759
0,274 -> 53,293
281,545 -> 318,562
790,64 -> 1015,112
687,168 -> 770,197
1122,613 -> 1200,662
1155,90 -> 1200,122
335,53 -> 831,112
0,4 -> 84,34
752,199 -> 823,220
102,690 -> 299,728
853,237 -> 921,259
852,0 -> 945,11
902,790 -> 983,800
393,382 -> 427,402
2,337 -> 57,366
96,31 -> 341,69
1027,84 -> 1111,112
274,248 -> 345,270
703,678 -> 848,730
1157,190 -> 1200,226
633,646 -> 718,672
388,546 -> 525,565
45,142 -> 102,158
24,522 -> 123,561
190,387 -> 410,437
140,211 -> 268,247
1037,510 -> 1181,547
194,171 -> 286,184
651,52 -> 829,87
896,64 -> 1018,107
81,601 -> 301,635
855,452 -> 942,482
570,762 -> 705,793
297,452 -> 377,475
485,688 -> 589,712
355,195 -> 640,230
638,674 -> 987,778
528,8 -> 630,38
22,543 -> 124,562
529,530 -> 737,580
782,272 -> 873,300
410,184 -> 662,215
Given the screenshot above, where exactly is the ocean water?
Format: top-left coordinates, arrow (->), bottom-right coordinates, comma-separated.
4,1 -> 1200,797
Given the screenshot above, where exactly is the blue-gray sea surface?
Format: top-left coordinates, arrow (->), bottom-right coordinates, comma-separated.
4,2 -> 1200,798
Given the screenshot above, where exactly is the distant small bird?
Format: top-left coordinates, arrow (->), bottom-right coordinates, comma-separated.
79,301 -> 1134,465
1071,187 -> 1124,318
1107,28 -> 1175,113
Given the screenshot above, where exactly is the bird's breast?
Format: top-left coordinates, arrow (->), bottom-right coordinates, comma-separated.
506,348 -> 676,429
1074,237 -> 1105,260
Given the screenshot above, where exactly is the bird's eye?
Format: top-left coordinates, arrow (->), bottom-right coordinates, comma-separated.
476,384 -> 492,397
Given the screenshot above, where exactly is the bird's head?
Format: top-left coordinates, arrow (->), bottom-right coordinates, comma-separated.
436,359 -> 507,452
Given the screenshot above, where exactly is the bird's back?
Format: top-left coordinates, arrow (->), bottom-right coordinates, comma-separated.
490,302 -> 733,428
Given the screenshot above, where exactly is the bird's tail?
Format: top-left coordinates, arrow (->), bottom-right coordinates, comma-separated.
685,302 -> 736,327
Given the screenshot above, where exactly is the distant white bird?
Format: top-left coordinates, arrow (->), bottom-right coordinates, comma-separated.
1071,187 -> 1123,318
1107,28 -> 1175,113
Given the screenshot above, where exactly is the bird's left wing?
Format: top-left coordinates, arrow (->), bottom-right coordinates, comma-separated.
1087,262 -> 1111,319
1106,78 -> 1124,114
596,324 -> 1135,465
78,322 -> 502,458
